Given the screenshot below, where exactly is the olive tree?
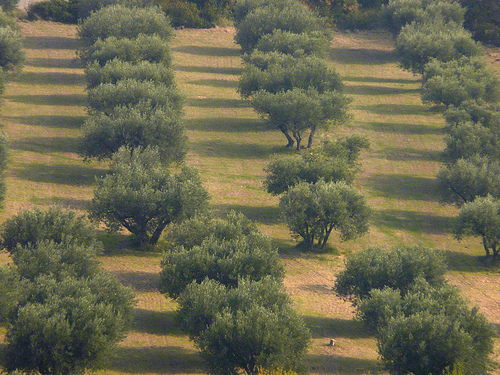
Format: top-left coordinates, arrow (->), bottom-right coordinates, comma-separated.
84,59 -> 174,89
437,156 -> 500,205
78,4 -> 172,46
88,146 -> 209,246
455,195 -> 500,257
395,19 -> 481,74
255,29 -> 329,57
239,55 -> 343,98
0,26 -> 24,74
252,88 -> 351,149
264,135 -> 369,195
280,180 -> 370,251
4,273 -> 134,375
422,57 -> 500,107
1,206 -> 99,252
177,278 -> 310,375
334,246 -> 447,305
79,104 -> 187,163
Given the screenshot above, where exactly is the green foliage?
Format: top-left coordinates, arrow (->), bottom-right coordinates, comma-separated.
422,57 -> 500,107
5,273 -> 134,375
395,19 -> 481,75
76,0 -> 152,21
79,104 -> 187,163
87,79 -> 183,115
264,135 -> 369,195
88,146 -> 209,246
445,100 -> 500,129
255,30 -> 330,57
166,210 -> 259,250
437,156 -> 500,205
78,5 -> 172,46
12,240 -> 100,281
378,309 -> 493,375
233,0 -> 296,27
239,55 -> 343,98
160,0 -> 206,28
0,8 -> 18,29
1,206 -> 98,252
333,245 -> 447,305
459,0 -> 500,47
159,232 -> 284,298
235,1 -> 329,53
80,34 -> 172,66
177,278 -> 310,375
455,195 -> 500,257
27,0 -> 79,23
279,180 -> 370,250
0,0 -> 18,12
84,59 -> 174,89
0,131 -> 7,207
383,0 -> 465,34
0,266 -> 20,322
252,88 -> 351,149
0,26 -> 24,74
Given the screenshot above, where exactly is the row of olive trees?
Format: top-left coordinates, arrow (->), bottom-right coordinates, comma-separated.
0,207 -> 135,375
234,0 -> 350,150
159,211 -> 311,375
233,0 -> 371,251
0,7 -> 23,207
77,5 -> 209,247
334,245 -> 495,375
387,0 -> 500,258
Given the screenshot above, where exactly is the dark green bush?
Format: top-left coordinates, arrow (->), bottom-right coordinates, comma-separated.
395,19 -> 481,74
422,57 -> 500,107
78,4 -> 172,46
0,8 -> 19,29
160,0 -> 205,28
85,59 -> 174,89
459,0 -> 500,47
0,0 -> 18,12
27,0 -> 79,23
233,0 -> 296,27
80,104 -> 187,163
334,246 -> 447,305
86,79 -> 183,115
1,207 -> 99,252
76,0 -> 152,21
0,266 -> 20,322
0,26 -> 24,74
80,34 -> 172,66
445,100 -> 500,128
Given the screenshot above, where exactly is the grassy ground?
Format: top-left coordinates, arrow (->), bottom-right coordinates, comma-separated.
2,20 -> 500,374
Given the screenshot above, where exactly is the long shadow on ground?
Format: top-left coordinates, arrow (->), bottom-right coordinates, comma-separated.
9,115 -> 85,129
382,147 -> 442,162
187,97 -> 248,109
360,103 -> 441,117
194,139 -> 278,159
375,209 -> 453,235
186,117 -> 268,133
23,35 -> 82,50
360,121 -> 442,135
8,93 -> 85,106
214,204 -> 281,225
346,84 -> 420,96
14,163 -> 106,187
131,308 -> 184,336
11,136 -> 80,154
368,174 -> 439,202
173,45 -> 239,57
28,57 -> 81,69
176,65 -> 242,76
16,71 -> 84,86
188,78 -> 238,88
329,47 -> 396,65
344,76 -> 418,85
107,346 -> 204,374
304,316 -> 371,340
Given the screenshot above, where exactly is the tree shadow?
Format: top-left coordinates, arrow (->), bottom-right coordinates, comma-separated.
214,204 -> 281,225
173,45 -> 240,57
115,270 -> 160,292
31,196 -> 90,211
329,47 -> 396,65
7,93 -> 86,106
186,117 -> 268,133
175,64 -> 242,75
194,139 -> 278,159
106,346 -> 204,374
10,136 -> 80,153
303,316 -> 371,340
308,353 -> 383,374
9,114 -> 85,129
131,308 -> 184,336
15,71 -> 84,86
188,78 -> 238,88
375,209 -> 453,235
187,97 -> 248,108
345,84 -> 420,96
14,163 -> 105,187
23,35 -> 82,50
360,121 -> 442,135
28,57 -> 81,69
369,174 -> 439,202
344,76 -> 418,85
442,249 -> 493,273
360,103 -> 441,117
382,147 -> 442,162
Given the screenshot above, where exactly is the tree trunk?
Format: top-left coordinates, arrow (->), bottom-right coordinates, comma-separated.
482,237 -> 491,257
278,126 -> 294,148
293,132 -> 302,150
307,126 -> 316,148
